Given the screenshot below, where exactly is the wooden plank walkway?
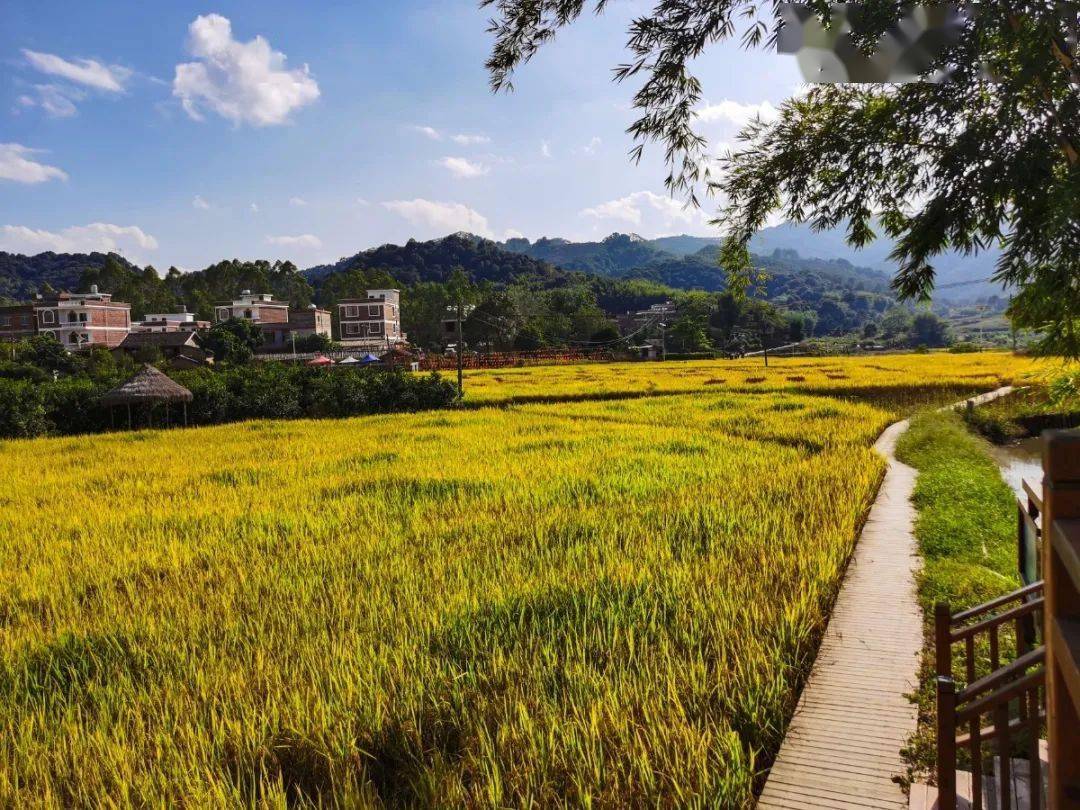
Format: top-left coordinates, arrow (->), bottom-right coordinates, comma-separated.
757,388 -> 1015,810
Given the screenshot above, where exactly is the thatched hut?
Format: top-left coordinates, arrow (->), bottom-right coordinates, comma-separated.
101,364 -> 194,429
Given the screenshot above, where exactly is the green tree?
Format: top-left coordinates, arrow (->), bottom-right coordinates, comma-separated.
15,334 -> 72,373
910,311 -> 953,349
197,318 -> 263,365
484,2 -> 1079,353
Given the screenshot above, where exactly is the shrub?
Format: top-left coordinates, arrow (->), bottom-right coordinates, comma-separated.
0,379 -> 49,438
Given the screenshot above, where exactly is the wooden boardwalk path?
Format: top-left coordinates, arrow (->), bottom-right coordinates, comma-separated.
757,388 -> 1014,810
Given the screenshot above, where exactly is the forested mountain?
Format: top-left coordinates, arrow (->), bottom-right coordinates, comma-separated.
0,252 -> 137,302
501,233 -> 661,276
307,233 -> 568,287
644,223 -> 1003,298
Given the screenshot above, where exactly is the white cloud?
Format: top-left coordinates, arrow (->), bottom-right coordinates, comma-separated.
22,49 -> 130,92
695,99 -> 779,129
582,136 -> 602,155
382,198 -> 493,238
267,234 -> 322,249
411,125 -> 442,140
18,84 -> 84,118
503,228 -> 525,240
581,191 -> 707,232
0,143 -> 68,184
192,195 -> 210,210
288,196 -> 308,207
356,197 -> 370,206
450,133 -> 491,146
438,156 -> 489,179
411,127 -> 491,146
250,202 -> 260,213
173,14 -> 320,127
0,223 -> 158,262
540,140 -> 552,159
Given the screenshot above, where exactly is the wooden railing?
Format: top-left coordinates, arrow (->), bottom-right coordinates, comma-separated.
935,582 -> 1046,810
1041,431 -> 1080,808
934,429 -> 1080,809
1019,480 -> 1043,587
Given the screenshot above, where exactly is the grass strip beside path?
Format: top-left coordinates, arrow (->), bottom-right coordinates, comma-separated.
895,409 -> 1021,782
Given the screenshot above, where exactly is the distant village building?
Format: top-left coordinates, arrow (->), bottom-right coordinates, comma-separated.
114,331 -> 213,368
214,291 -> 331,350
132,308 -> 209,334
260,304 -> 333,349
441,304 -> 475,345
0,304 -> 38,344
32,287 -> 131,350
337,289 -> 407,349
214,291 -> 290,325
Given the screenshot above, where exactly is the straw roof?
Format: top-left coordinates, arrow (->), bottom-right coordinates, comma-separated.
101,364 -> 193,406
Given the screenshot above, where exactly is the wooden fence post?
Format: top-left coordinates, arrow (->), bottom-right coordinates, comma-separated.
935,601 -> 952,677
936,676 -> 957,810
1041,430 -> 1080,809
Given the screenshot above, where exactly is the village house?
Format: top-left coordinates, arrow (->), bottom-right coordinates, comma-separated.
131,308 -> 209,334
113,331 -> 213,368
337,289 -> 407,349
32,287 -> 132,350
213,291 -> 291,325
214,292 -> 331,350
259,304 -> 333,350
0,303 -> 38,345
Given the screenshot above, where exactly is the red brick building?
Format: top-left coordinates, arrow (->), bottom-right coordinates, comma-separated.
0,304 -> 38,345
34,287 -> 132,350
259,304 -> 333,349
213,291 -> 291,325
337,289 -> 406,349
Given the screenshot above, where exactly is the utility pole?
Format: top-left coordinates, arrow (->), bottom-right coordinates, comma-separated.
659,322 -> 667,361
762,329 -> 769,368
456,299 -> 464,398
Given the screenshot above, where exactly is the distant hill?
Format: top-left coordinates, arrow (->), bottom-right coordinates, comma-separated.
500,233 -> 661,277
643,223 -> 1004,299
0,251 -> 139,302
307,233 -> 569,287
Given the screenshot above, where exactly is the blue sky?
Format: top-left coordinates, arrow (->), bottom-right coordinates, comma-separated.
0,1 -> 802,270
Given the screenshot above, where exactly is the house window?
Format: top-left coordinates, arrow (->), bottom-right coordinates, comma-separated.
344,305 -> 358,318
68,312 -> 78,323
41,310 -> 55,324
369,323 -> 383,335
368,305 -> 381,317
69,333 -> 79,344
344,323 -> 359,336
244,309 -> 253,319
79,312 -> 87,322
0,316 -> 9,327
216,308 -> 229,321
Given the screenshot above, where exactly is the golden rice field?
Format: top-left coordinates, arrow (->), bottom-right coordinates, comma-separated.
0,353 -> 1046,807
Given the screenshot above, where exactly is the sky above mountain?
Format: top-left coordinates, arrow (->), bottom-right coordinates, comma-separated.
0,1 -> 802,270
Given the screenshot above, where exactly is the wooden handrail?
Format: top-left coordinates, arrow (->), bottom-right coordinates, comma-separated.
957,668 -> 1045,724
1024,478 -> 1043,514
951,581 -> 1044,625
1049,617 -> 1080,713
958,646 -> 1045,701
951,598 -> 1044,642
955,708 -> 1046,746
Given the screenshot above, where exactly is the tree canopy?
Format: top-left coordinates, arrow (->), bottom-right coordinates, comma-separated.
482,1 -> 1080,353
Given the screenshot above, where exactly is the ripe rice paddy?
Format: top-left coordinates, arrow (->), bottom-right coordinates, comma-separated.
0,353 -> 1044,806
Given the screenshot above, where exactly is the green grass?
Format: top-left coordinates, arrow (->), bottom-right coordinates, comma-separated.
894,409 -> 1021,780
